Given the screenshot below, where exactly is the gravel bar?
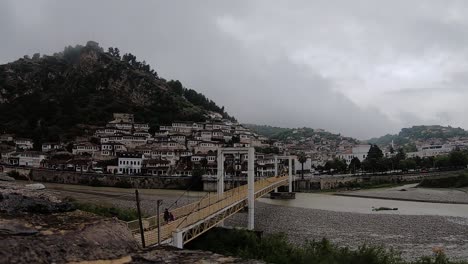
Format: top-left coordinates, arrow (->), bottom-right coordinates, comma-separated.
338,184 -> 468,204
225,202 -> 468,261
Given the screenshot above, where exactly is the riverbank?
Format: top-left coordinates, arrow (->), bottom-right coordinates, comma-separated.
39,181 -> 205,215
225,202 -> 468,261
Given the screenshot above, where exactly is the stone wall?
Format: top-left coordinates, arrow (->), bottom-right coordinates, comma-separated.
23,168 -> 191,189
2,166 -> 32,177
315,170 -> 464,190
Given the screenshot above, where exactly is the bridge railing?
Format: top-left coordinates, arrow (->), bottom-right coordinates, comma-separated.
130,175 -> 289,245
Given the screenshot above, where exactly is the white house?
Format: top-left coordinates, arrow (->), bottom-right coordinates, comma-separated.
337,144 -> 371,164
194,141 -> 220,154
42,142 -> 61,152
101,142 -> 127,156
8,151 -> 46,168
15,138 -> 34,150
407,144 -> 454,158
0,134 -> 14,142
72,142 -> 100,155
118,152 -> 144,175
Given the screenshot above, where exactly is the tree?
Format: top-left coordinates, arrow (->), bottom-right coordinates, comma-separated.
364,144 -> 384,172
395,148 -> 406,161
420,156 -> 435,169
399,159 -> 416,171
167,80 -> 184,95
298,152 -> 307,180
191,168 -> 204,191
200,158 -> 208,172
367,144 -> 384,160
324,158 -> 347,174
349,157 -> 361,173
32,53 -> 41,60
449,150 -> 468,168
435,155 -> 450,168
108,47 -> 120,58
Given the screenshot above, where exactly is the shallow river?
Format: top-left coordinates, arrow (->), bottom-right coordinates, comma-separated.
258,192 -> 468,218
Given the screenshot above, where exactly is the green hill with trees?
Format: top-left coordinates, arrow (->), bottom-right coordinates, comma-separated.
367,125 -> 468,147
0,41 -> 234,146
244,124 -> 359,143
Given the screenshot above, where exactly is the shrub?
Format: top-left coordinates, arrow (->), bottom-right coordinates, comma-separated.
419,173 -> 468,188
114,179 -> 132,188
186,228 -> 467,264
74,202 -> 139,221
89,178 -> 103,187
7,170 -> 29,180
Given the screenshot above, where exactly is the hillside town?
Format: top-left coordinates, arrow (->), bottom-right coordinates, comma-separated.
0,113 -> 301,177
2,113 -> 468,177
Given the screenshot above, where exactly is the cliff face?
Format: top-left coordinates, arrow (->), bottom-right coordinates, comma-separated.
0,41 -> 230,143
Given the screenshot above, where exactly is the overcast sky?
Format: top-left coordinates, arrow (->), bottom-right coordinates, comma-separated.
2,1 -> 468,139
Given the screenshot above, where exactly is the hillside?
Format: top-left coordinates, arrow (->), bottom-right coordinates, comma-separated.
244,124 -> 359,143
367,125 -> 468,146
0,41 -> 234,145
243,124 -> 290,138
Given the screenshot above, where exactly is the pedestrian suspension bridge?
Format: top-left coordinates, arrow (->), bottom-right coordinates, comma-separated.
126,147 -> 295,248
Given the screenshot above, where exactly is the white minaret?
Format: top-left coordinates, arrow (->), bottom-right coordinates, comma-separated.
391,140 -> 394,149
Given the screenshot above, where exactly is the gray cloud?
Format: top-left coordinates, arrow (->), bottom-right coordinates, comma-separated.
2,0 -> 468,139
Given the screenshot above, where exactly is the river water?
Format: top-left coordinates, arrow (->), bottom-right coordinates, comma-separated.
258,192 -> 468,218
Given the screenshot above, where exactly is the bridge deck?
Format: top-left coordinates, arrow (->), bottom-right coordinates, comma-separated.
127,175 -> 289,246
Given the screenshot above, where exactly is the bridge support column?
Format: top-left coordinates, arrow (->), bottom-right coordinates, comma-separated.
248,147 -> 255,230
288,157 -> 293,192
217,150 -> 224,198
274,156 -> 278,192
172,229 -> 183,249
217,149 -> 225,226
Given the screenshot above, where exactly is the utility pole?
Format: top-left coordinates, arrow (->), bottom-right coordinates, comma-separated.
135,189 -> 145,248
156,199 -> 163,245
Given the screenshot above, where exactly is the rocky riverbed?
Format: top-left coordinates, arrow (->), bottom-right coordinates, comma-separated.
225,202 -> 468,261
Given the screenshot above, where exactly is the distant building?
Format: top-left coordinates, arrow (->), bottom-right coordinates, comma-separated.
8,151 -> 46,168
113,113 -> 134,123
407,144 -> 454,158
42,142 -> 62,152
0,134 -> 14,142
337,144 -> 371,164
15,138 -> 34,150
72,142 -> 100,155
117,152 -> 144,175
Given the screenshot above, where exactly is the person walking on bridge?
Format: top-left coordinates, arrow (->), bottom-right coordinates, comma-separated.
164,208 -> 170,223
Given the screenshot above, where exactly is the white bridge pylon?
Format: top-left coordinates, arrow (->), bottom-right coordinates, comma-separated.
274,155 -> 295,192
216,147 -> 295,230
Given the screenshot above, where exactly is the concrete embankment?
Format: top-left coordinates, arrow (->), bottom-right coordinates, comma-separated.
2,165 -> 192,189
293,170 -> 467,191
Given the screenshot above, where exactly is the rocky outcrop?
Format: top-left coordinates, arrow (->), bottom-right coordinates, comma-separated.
0,182 -> 259,263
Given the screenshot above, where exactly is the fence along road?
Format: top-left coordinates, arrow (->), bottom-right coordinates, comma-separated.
127,175 -> 289,247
